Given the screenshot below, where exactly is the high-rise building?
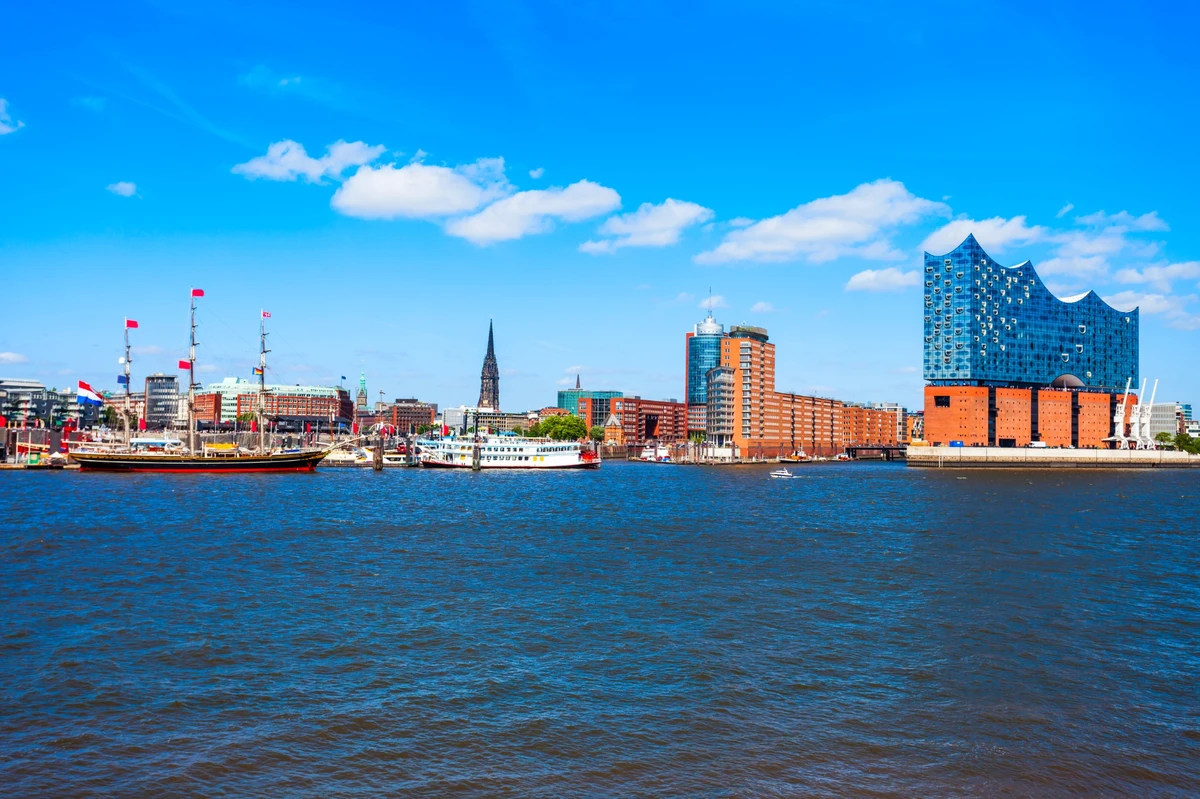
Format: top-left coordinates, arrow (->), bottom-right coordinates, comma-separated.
922,235 -> 1141,448
685,312 -> 725,432
478,320 -> 500,410
143,373 -> 179,429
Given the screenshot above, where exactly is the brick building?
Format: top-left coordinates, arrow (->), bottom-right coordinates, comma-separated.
608,397 -> 689,446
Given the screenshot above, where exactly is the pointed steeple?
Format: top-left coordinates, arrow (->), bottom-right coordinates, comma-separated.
576,373 -> 581,390
478,320 -> 500,410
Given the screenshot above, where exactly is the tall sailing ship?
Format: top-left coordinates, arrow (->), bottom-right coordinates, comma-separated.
70,290 -> 331,473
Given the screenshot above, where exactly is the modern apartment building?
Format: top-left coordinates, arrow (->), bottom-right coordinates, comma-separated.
205,377 -> 353,425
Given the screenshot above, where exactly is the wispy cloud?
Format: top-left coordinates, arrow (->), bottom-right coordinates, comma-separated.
0,351 -> 29,364
529,167 -> 544,179
845,267 -> 920,292
238,65 -> 360,114
234,140 -> 386,183
700,294 -> 728,309
696,179 -> 948,264
0,99 -> 25,134
921,215 -> 1046,255
1102,290 -> 1200,330
751,301 -> 775,313
447,179 -> 620,244
581,198 -> 713,254
106,181 -> 138,197
1056,202 -> 1074,218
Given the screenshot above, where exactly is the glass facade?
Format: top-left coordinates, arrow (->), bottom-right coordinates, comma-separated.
923,235 -> 1138,390
556,389 -> 623,421
686,313 -> 725,405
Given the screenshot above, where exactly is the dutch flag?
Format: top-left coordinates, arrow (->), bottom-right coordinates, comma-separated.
77,380 -> 104,406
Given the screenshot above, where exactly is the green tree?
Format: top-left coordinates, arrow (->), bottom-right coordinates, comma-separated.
1174,432 -> 1200,455
1155,431 -> 1174,447
236,412 -> 257,422
416,424 -> 432,434
512,426 -> 525,437
527,421 -> 543,437
589,425 -> 605,442
543,414 -> 587,440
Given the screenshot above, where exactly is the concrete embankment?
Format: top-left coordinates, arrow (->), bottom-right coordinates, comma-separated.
907,446 -> 1200,468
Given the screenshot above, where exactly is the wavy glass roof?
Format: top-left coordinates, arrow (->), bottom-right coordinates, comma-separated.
922,235 -> 1138,389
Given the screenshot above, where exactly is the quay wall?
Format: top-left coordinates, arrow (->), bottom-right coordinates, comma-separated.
907,446 -> 1200,469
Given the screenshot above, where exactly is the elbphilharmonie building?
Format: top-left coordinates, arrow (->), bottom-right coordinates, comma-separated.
923,234 -> 1138,390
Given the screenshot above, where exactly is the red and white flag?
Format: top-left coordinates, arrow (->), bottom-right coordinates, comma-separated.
125,318 -> 139,329
178,359 -> 191,370
261,310 -> 271,318
191,288 -> 205,297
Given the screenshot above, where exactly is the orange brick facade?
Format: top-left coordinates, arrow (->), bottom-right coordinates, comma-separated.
924,386 -> 1126,448
608,397 -> 689,445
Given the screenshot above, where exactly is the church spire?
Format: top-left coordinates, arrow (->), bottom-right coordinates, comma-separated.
477,320 -> 500,410
576,373 -> 581,390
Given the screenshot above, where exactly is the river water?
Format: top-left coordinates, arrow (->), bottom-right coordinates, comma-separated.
2,462 -> 1198,796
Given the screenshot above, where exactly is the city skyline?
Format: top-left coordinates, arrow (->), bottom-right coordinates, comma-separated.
4,2 -> 1200,411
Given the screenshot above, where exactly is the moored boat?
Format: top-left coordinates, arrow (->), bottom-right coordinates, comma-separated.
417,433 -> 599,469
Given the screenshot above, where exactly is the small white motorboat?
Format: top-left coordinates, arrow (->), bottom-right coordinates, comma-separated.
769,468 -> 799,479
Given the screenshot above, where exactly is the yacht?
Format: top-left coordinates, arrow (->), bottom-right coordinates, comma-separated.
417,434 -> 600,469
637,442 -> 673,463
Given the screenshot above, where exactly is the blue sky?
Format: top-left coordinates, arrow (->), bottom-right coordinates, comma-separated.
3,1 -> 1198,411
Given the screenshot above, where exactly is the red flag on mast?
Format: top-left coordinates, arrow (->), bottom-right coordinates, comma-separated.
125,319 -> 139,328
178,360 -> 191,370
191,288 -> 205,297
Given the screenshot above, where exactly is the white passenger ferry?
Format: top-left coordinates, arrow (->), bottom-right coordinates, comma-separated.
416,434 -> 600,469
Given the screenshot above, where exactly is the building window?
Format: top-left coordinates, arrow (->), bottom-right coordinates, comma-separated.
934,395 -> 951,407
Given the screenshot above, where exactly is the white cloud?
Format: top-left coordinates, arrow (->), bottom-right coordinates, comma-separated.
580,198 -> 713,254
106,181 -> 138,197
673,292 -> 695,303
750,301 -> 775,313
845,267 -> 920,292
1114,261 -> 1200,292
921,215 -> 1046,255
1056,203 -> 1074,218
0,351 -> 29,364
1076,210 -> 1169,232
0,99 -> 24,134
696,179 -> 947,264
728,217 -> 754,228
700,294 -> 728,309
529,167 -> 544,179
1102,291 -> 1200,329
233,139 -> 385,183
332,157 -> 509,219
446,179 -> 620,244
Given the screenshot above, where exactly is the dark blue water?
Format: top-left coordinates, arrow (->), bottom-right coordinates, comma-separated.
2,462 -> 1198,796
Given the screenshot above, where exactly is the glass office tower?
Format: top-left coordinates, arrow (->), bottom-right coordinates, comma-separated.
686,313 -> 725,405
923,235 -> 1138,390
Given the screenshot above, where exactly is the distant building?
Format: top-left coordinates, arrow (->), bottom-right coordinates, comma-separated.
143,373 -> 179,429
478,321 -> 500,410
389,398 -> 438,433
557,374 -> 622,428
607,397 -> 689,446
204,377 -> 353,426
356,371 -> 368,410
0,378 -> 98,428
443,405 -> 526,434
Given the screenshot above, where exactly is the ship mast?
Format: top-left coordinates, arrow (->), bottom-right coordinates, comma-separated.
123,320 -> 133,446
187,289 -> 200,455
258,309 -> 270,453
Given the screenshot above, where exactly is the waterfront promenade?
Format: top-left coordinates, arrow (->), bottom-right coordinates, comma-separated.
908,445 -> 1200,468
